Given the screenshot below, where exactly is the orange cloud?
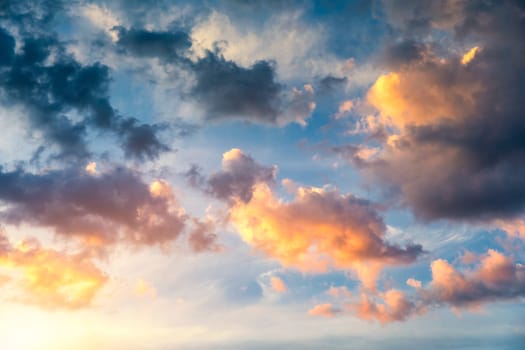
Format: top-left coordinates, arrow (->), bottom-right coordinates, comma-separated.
350,289 -> 422,324
494,218 -> 525,240
406,278 -> 422,289
308,303 -> 340,318
229,181 -> 422,288
318,249 -> 525,324
326,285 -> 352,299
366,56 -> 481,129
427,249 -> 525,309
461,46 -> 480,65
0,232 -> 107,309
334,100 -> 353,119
270,276 -> 288,293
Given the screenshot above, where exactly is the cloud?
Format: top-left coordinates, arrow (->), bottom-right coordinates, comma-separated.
349,289 -> 421,324
270,276 -> 288,293
112,21 -> 316,126
188,218 -> 220,253
0,22 -> 169,161
116,27 -> 192,61
322,249 -> 525,324
0,165 -> 187,249
227,175 -> 422,288
423,249 -> 525,309
207,148 -> 277,203
354,0 -> 525,222
381,39 -> 431,69
308,303 -> 341,318
0,231 -> 107,309
406,278 -> 422,289
187,50 -> 315,126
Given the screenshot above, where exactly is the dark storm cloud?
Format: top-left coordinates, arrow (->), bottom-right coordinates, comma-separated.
116,27 -> 192,61
0,165 -> 187,247
357,0 -> 525,222
0,25 -> 169,161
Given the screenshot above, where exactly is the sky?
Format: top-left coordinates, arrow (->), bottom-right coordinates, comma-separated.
0,0 -> 524,349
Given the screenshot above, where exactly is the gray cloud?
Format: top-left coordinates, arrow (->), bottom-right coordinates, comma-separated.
0,165 -> 187,248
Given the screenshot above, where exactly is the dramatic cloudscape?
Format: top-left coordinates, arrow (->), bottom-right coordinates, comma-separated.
0,1 -> 524,349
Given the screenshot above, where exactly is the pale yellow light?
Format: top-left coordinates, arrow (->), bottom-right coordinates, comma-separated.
461,46 -> 480,65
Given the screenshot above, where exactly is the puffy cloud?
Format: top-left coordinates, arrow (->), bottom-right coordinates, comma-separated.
406,278 -> 422,289
308,303 -> 340,318
424,249 -> 525,309
207,148 -> 277,203
270,276 -> 288,293
188,51 -> 315,126
187,218 -> 220,253
0,20 -> 169,161
323,249 -> 525,324
333,100 -> 353,119
112,21 -> 316,126
349,289 -> 421,324
382,39 -> 431,69
0,166 -> 187,249
229,180 -> 423,287
0,231 -> 107,309
85,161 -> 98,175
355,0 -> 525,222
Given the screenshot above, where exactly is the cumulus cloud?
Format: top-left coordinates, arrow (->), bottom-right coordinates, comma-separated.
350,0 -> 525,222
112,21 -> 316,126
206,148 -> 277,203
319,249 -> 525,323
188,51 -> 315,126
191,149 -> 423,287
423,249 -> 525,309
204,149 -> 423,287
0,166 -> 187,249
0,231 -> 107,309
0,21 -> 169,161
349,289 -> 421,324
187,218 -> 220,253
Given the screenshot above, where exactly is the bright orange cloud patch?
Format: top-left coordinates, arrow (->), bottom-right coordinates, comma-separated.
270,276 -> 288,293
0,232 -> 107,309
366,57 -> 481,129
461,46 -> 480,65
229,181 -> 422,287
